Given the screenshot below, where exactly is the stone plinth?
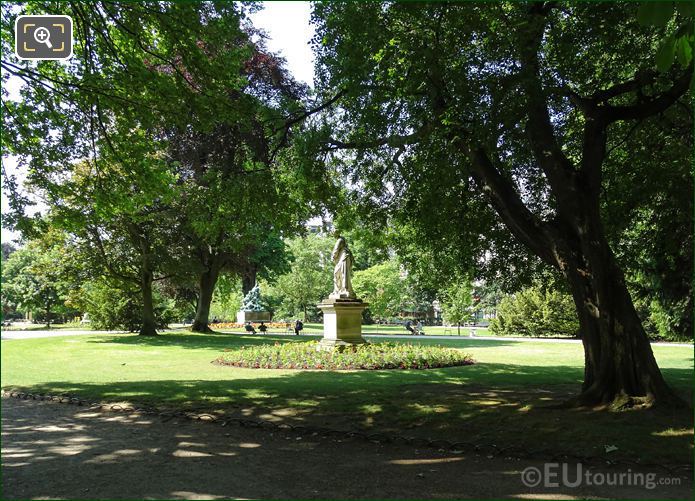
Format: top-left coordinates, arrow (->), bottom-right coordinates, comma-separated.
236,310 -> 271,324
317,299 -> 368,350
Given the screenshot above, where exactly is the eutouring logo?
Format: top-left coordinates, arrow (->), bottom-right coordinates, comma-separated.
520,463 -> 681,490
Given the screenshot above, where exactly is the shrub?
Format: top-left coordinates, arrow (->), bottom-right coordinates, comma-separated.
489,285 -> 579,337
634,296 -> 692,342
78,279 -> 176,331
215,341 -> 474,370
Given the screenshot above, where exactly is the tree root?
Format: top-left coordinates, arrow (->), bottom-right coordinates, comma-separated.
191,324 -> 215,334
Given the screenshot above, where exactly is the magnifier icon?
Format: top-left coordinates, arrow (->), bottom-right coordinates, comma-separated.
34,27 -> 52,49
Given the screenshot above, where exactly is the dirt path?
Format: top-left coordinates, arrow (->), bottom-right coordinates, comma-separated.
1,398 -> 691,500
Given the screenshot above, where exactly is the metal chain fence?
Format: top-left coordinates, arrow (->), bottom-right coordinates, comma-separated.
2,389 -> 691,475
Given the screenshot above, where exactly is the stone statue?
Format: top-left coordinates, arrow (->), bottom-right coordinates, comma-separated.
329,236 -> 355,299
240,283 -> 264,312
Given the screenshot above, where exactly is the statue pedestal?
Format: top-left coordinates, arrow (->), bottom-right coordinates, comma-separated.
236,311 -> 271,324
317,299 -> 368,350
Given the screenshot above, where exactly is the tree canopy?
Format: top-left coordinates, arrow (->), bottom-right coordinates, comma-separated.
311,1 -> 692,406
1,2 -> 334,334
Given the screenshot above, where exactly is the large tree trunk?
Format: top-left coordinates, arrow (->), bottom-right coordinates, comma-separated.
241,266 -> 257,296
140,268 -> 158,336
191,264 -> 221,333
557,226 -> 679,408
465,144 -> 682,408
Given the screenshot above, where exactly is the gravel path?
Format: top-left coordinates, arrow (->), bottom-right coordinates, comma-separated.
2,398 -> 691,500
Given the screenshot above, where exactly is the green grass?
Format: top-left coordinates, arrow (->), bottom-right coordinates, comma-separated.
2,332 -> 692,465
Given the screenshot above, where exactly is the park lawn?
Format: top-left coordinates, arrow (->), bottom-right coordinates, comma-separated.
1,332 -> 692,465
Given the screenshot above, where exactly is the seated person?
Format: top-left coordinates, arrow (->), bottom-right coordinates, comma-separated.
258,322 -> 268,334
404,320 -> 414,335
244,322 -> 257,334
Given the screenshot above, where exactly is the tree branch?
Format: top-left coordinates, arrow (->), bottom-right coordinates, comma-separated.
600,64 -> 693,123
87,226 -> 139,283
517,7 -> 577,192
326,123 -> 432,151
278,90 -> 347,132
460,140 -> 556,266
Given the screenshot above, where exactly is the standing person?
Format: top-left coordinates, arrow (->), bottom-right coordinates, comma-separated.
294,319 -> 304,335
405,319 -> 414,335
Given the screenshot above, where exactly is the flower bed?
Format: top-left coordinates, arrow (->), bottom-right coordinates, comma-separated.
214,341 -> 474,370
211,321 -> 289,329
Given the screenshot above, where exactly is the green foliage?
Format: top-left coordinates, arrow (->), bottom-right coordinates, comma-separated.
637,1 -> 693,71
352,258 -> 403,320
472,281 -> 503,318
312,2 -> 692,365
263,234 -> 334,321
637,2 -> 674,27
603,92 -> 692,340
209,275 -> 243,322
216,341 -> 473,370
634,295 -> 691,342
1,3 -> 319,334
489,285 -> 579,338
440,278 -> 474,329
75,279 -> 176,331
1,232 -> 80,324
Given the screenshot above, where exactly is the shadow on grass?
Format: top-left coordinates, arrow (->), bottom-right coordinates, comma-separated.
9,399 -> 688,501
86,332 -> 311,352
7,332 -> 692,465
12,361 -> 693,465
87,331 -> 521,351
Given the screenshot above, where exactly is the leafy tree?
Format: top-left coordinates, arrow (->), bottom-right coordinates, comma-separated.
601,98 -> 692,342
440,278 -> 474,335
164,32 -> 318,332
489,285 -> 580,338
1,242 -> 16,261
39,160 -> 187,336
1,232 -> 79,326
1,3 -> 275,335
472,280 -> 503,320
264,234 -> 333,321
637,1 -> 694,71
71,277 -> 177,331
209,275 -> 244,322
352,258 -> 403,321
312,2 -> 691,406
334,207 -> 391,271
2,3 -> 337,334
1,242 -> 19,320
